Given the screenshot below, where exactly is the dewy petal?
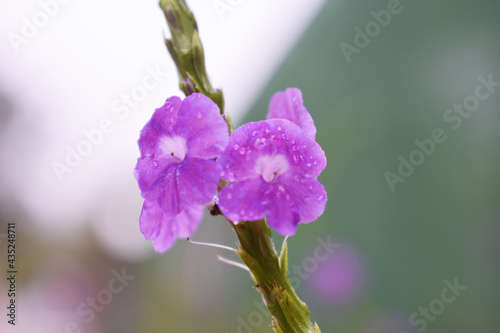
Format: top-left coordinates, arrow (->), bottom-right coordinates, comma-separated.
264,176 -> 327,236
173,93 -> 229,159
139,200 -> 203,253
218,179 -> 268,223
218,119 -> 326,182
219,176 -> 326,236
134,156 -> 178,201
267,88 -> 316,140
175,157 -> 221,210
138,96 -> 182,157
278,175 -> 327,225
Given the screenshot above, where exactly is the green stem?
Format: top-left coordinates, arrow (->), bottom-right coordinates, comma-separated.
232,220 -> 320,333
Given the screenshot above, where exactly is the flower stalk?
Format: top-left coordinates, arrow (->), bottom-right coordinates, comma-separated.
232,220 -> 321,332
159,1 -> 321,331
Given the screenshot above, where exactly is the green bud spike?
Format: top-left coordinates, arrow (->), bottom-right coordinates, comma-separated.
160,0 -> 224,114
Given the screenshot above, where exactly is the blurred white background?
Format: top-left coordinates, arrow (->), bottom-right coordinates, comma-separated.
0,0 -> 326,261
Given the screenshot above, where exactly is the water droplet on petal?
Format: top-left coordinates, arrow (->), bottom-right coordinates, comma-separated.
254,138 -> 266,149
197,112 -> 202,119
170,117 -> 174,123
306,163 -> 312,168
233,144 -> 240,150
277,126 -> 282,131
278,186 -> 285,192
252,130 -> 258,136
318,195 -> 324,200
153,161 -> 159,167
313,161 -> 318,165
239,147 -> 246,155
309,185 -> 313,190
227,193 -> 232,199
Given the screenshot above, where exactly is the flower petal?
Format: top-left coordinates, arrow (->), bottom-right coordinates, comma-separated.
281,176 -> 327,224
176,157 -> 221,209
173,93 -> 229,159
139,200 -> 176,252
157,165 -> 181,216
267,88 -> 316,140
139,200 -> 203,253
218,179 -> 268,222
134,156 -> 178,201
138,96 -> 182,156
174,205 -> 204,239
218,119 -> 326,182
265,177 -> 326,236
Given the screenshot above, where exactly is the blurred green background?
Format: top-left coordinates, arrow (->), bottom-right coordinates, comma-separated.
2,0 -> 500,332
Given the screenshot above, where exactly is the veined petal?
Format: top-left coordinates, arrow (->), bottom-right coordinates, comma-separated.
267,88 -> 316,140
158,164 -> 181,216
176,157 -> 221,209
173,93 -> 229,159
139,200 -> 203,253
138,96 -> 182,156
218,119 -> 326,182
279,176 -> 327,225
139,200 -> 176,252
174,205 -> 204,239
134,156 -> 179,200
218,179 -> 268,223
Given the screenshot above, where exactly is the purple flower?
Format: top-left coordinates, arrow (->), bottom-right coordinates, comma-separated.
134,93 -> 229,252
218,88 -> 327,235
267,87 -> 316,140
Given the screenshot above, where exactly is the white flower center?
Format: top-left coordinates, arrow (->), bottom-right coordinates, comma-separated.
159,136 -> 187,161
255,154 -> 289,183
